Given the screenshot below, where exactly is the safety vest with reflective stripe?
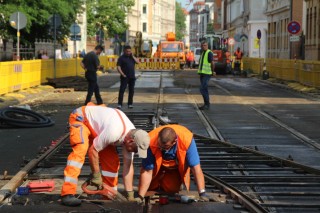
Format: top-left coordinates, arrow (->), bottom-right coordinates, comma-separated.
198,50 -> 213,75
149,125 -> 193,191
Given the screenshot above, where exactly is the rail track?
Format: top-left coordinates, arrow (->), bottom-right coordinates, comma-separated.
1,71 -> 320,213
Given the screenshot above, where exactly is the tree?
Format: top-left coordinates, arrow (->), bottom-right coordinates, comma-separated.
86,0 -> 135,38
0,0 -> 84,44
206,21 -> 215,35
175,2 -> 186,41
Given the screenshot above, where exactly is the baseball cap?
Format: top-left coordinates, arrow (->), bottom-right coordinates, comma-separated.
133,129 -> 150,158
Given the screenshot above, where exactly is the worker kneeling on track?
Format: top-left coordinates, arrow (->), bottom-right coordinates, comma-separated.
60,102 -> 150,206
137,125 -> 211,203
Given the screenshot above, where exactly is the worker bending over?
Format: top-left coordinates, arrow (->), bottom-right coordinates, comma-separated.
61,103 -> 150,206
137,125 -> 210,202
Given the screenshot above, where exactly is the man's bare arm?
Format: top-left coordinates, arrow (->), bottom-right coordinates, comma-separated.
138,168 -> 153,197
190,164 -> 206,193
88,144 -> 100,173
117,66 -> 126,77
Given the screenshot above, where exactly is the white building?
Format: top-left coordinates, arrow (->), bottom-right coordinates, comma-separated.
222,0 -> 267,58
127,0 -> 175,54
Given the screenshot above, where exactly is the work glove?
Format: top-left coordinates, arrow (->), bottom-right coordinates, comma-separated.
135,194 -> 145,205
125,191 -> 135,202
90,172 -> 102,187
199,192 -> 210,202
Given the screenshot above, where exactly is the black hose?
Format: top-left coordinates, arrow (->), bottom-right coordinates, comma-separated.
0,107 -> 55,128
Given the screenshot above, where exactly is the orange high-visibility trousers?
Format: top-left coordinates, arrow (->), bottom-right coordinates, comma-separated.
61,111 -> 91,196
148,167 -> 182,193
61,110 -> 121,196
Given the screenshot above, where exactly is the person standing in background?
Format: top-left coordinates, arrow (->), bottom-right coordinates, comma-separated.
116,45 -> 139,109
81,45 -> 104,105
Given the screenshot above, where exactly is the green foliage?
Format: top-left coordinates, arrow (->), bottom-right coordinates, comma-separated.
175,1 -> 186,41
207,21 -> 215,35
86,0 -> 134,38
0,0 -> 84,44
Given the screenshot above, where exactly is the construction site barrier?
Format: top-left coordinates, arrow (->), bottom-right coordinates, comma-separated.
0,60 -> 41,95
100,56 -> 181,70
242,57 -> 320,88
2,56 -> 319,96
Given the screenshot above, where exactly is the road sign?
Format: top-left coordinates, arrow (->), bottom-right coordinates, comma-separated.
287,21 -> 301,34
48,14 -> 61,28
257,29 -> 261,39
70,23 -> 81,35
9,12 -> 27,30
228,37 -> 235,46
70,35 -> 81,41
289,35 -> 300,42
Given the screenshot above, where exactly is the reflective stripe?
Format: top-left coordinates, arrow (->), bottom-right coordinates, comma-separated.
101,170 -> 118,178
64,176 -> 78,184
67,160 -> 83,169
112,186 -> 118,191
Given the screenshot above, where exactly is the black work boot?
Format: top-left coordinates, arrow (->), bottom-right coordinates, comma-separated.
61,195 -> 82,206
199,104 -> 210,110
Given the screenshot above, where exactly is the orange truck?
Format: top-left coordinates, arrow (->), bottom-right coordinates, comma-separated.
154,32 -> 186,69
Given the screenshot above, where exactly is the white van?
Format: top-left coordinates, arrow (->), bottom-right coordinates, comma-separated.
193,48 -> 201,68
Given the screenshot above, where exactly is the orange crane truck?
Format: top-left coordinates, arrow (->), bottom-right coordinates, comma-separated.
154,32 -> 186,69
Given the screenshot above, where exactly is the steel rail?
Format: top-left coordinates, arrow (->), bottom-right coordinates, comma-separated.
203,172 -> 268,213
0,133 -> 69,203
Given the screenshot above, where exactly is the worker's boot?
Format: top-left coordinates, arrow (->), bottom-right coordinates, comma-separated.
61,195 -> 82,206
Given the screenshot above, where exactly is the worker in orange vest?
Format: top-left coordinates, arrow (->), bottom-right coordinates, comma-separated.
233,47 -> 243,73
234,47 -> 243,61
60,103 -> 150,206
186,50 -> 194,68
137,125 -> 211,202
224,49 -> 231,73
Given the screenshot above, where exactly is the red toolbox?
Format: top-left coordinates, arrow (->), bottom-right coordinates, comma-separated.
27,180 -> 55,192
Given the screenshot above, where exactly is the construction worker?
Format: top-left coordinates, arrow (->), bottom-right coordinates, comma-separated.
61,103 -> 150,206
186,50 -> 194,68
233,47 -> 243,73
224,49 -> 231,73
137,125 -> 211,202
198,41 -> 215,110
234,47 -> 243,61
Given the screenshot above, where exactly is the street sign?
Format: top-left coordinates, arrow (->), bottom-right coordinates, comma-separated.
228,37 -> 235,45
289,35 -> 300,42
257,29 -> 261,39
48,14 -> 61,28
288,21 -> 301,34
9,12 -> 27,30
70,23 -> 81,35
70,35 -> 81,41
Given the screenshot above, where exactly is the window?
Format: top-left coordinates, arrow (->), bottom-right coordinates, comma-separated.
143,4 -> 147,14
143,22 -> 147,32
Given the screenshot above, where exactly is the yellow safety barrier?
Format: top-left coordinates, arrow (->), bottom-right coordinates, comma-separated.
0,60 -> 41,95
242,57 -> 320,88
2,55 -> 318,97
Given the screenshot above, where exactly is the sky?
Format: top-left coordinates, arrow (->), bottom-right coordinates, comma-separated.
176,0 -> 200,10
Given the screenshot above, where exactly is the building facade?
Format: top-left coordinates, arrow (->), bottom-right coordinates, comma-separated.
126,0 -> 175,53
304,0 -> 319,60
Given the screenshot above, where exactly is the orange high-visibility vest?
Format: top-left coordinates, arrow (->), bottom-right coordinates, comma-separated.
149,125 -> 193,191
234,50 -> 243,60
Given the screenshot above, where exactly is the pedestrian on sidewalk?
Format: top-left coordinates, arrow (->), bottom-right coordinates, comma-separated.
61,103 -> 150,206
198,41 -> 215,110
137,125 -> 211,203
81,45 -> 104,105
116,45 -> 139,109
